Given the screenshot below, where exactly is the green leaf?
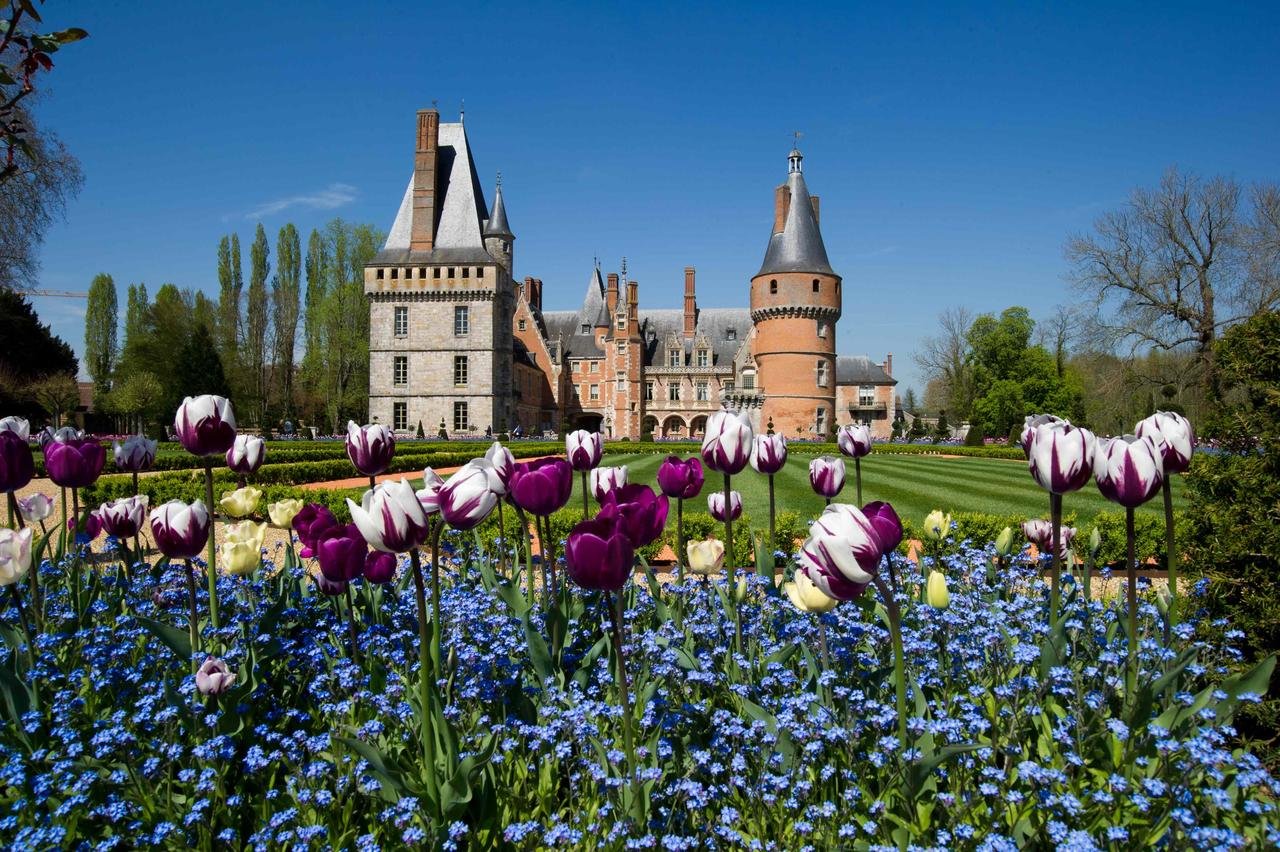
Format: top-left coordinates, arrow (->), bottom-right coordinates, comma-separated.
135,615 -> 193,661
337,736 -> 405,801
523,616 -> 554,688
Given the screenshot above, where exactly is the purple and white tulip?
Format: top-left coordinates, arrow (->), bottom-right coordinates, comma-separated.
565,429 -> 604,471
226,434 -> 266,476
837,424 -> 872,459
707,490 -> 742,523
700,411 -> 753,475
808,455 -> 846,499
1020,414 -> 1064,457
149,499 -> 211,560
195,657 -> 237,696
96,495 -> 149,539
44,436 -> 106,489
0,417 -> 29,440
113,434 -> 158,472
0,527 -> 33,586
1021,519 -> 1077,559
484,441 -> 516,495
345,421 -> 396,477
656,456 -> 704,500
750,433 -> 788,475
174,395 -> 237,457
17,493 -> 53,523
589,465 -> 629,502
1026,420 -> 1096,494
415,467 -> 446,514
439,459 -> 503,529
796,504 -> 882,600
1093,434 -> 1164,508
1134,411 -> 1196,475
348,479 -> 432,552
40,426 -> 82,447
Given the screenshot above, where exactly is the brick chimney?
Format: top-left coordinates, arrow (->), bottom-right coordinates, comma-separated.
410,109 -> 439,251
532,278 -> 543,312
606,272 -> 619,317
883,353 -> 893,376
626,280 -> 640,335
773,184 -> 791,234
683,267 -> 697,339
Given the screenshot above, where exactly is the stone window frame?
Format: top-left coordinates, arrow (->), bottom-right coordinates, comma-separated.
453,401 -> 468,432
815,406 -> 827,436
454,306 -> 469,336
667,383 -> 681,402
644,381 -> 654,402
696,382 -> 709,402
589,384 -> 600,401
667,348 -> 682,368
453,355 -> 469,387
392,402 -> 408,431
518,318 -> 527,331
393,355 -> 408,387
816,359 -> 828,388
859,385 -> 876,406
393,306 -> 409,338
696,349 -> 709,368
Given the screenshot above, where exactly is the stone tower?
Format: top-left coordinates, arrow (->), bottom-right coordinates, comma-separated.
483,176 -> 514,276
749,147 -> 842,439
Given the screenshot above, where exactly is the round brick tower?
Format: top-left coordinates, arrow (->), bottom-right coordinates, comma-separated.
750,147 -> 842,439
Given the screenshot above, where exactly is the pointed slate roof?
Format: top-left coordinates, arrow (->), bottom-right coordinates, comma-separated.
835,356 -> 895,385
579,267 -> 607,328
757,149 -> 836,277
483,181 -> 513,238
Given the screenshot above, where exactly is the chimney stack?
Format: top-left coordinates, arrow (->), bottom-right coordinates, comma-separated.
683,267 -> 697,338
533,278 -> 543,312
627,280 -> 639,330
773,184 -> 791,234
884,353 -> 893,376
411,109 -> 440,251
606,273 -> 619,317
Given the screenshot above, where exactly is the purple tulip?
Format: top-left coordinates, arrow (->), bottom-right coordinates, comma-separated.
40,426 -> 82,447
797,504 -> 882,599
113,434 -> 158,472
68,510 -> 103,544
174,395 -> 237,457
96,495 -> 149,539
416,467 -> 446,514
195,657 -> 237,696
565,513 -> 635,591
750,433 -> 788,475
149,499 -> 211,560
599,483 -> 669,548
1022,519 -> 1077,559
292,503 -> 338,559
565,429 -> 604,471
226,434 -> 266,475
700,410 -> 753,475
862,501 -> 903,556
345,420 -> 396,477
316,522 -> 368,582
364,550 -> 398,584
589,465 -> 629,502
656,456 -> 704,500
1020,414 -> 1065,457
808,455 -> 846,498
837,424 -> 872,458
348,479 -> 432,552
1026,420 -> 1096,494
485,441 -> 516,495
439,459 -> 503,529
1134,411 -> 1196,474
0,430 -> 34,492
315,574 -> 348,596
509,457 -> 574,517
1094,435 -> 1164,508
707,490 -> 742,523
44,436 -> 106,489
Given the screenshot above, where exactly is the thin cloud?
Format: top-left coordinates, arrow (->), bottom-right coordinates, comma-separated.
239,182 -> 358,220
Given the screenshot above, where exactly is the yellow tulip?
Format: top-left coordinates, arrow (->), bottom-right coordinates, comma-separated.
922,509 -> 952,542
219,486 -> 262,519
733,576 -> 749,604
267,498 -> 304,528
220,541 -> 261,576
784,570 -> 837,614
225,520 -> 267,549
686,539 -> 725,575
926,570 -> 950,609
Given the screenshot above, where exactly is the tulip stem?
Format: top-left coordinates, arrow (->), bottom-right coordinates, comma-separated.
581,471 -> 589,520
368,475 -> 376,493
184,558 -> 199,673
408,547 -> 438,809
676,497 -> 685,595
514,505 -> 535,608
722,473 -> 733,583
59,487 -> 67,558
203,462 -> 220,634
430,522 -> 444,673
885,552 -> 898,595
343,582 -> 362,666
1162,477 -> 1177,639
10,492 -> 39,628
8,586 -> 37,709
605,590 -> 640,825
496,499 -> 507,577
71,488 -> 81,617
767,474 -> 776,569
855,457 -> 863,506
131,471 -> 138,499
1126,505 -> 1137,698
871,573 -> 908,749
1049,492 -> 1062,623
5,491 -> 11,530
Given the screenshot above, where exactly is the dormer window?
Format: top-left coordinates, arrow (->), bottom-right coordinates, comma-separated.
580,323 -> 590,334
376,268 -> 385,280
462,267 -> 470,279
391,268 -> 399,280
667,348 -> 681,368
726,328 -> 737,341
696,349 -> 708,368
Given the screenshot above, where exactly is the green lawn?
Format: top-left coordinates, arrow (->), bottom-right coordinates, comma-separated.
574,452 -> 1187,527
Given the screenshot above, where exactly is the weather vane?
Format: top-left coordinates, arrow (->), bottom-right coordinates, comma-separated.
460,99 -> 465,122
792,130 -> 804,149
496,170 -> 502,187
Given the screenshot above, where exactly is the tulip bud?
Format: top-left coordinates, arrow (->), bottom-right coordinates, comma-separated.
267,498 -> 304,528
43,436 -> 106,489
226,434 -> 266,476
218,486 -> 262,519
808,455 -> 846,499
149,500 -> 211,560
564,513 -> 634,591
750,433 -> 788,475
508,457 -> 573,518
416,467 -> 446,514
685,539 -> 725,576
349,479 -> 432,551
1021,519 -> 1077,560
784,569 -> 838,613
96,495 -> 150,539
994,526 -> 1015,557
345,421 -> 396,477
922,510 -> 952,542
174,395 -> 237,457
364,550 -> 397,584
733,576 -> 749,604
1093,434 -> 1164,508
114,434 -> 158,472
565,429 -> 604,472
315,573 -> 348,596
1134,410 -> 1196,475
0,431 -> 34,493
1088,526 -> 1102,558
837,424 -> 872,459
707,490 -> 742,523
195,657 -> 237,696
590,465 -> 629,502
484,441 -> 516,495
656,455 -> 704,500
1155,585 -> 1171,617
0,527 -> 33,586
700,411 -> 753,475
440,460 -> 504,529
16,493 -> 53,523
926,571 -> 951,609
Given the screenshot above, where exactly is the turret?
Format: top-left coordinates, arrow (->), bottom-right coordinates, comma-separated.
483,175 -> 514,276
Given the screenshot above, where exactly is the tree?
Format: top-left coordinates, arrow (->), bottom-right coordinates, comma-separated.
902,387 -> 919,414
84,272 -> 117,395
108,370 -> 163,434
1067,168 -> 1280,403
0,7 -> 86,290
933,410 -> 950,443
216,235 -> 240,363
124,282 -> 148,344
244,223 -> 271,425
271,223 -> 301,417
0,287 -> 76,418
916,306 -> 975,420
299,227 -> 329,418
174,323 -> 231,405
30,373 -> 79,426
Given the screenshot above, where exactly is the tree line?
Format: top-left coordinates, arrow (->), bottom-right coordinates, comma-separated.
84,218 -> 382,436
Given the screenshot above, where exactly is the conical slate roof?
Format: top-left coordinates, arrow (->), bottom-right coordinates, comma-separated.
483,181 -> 513,238
757,150 -> 835,277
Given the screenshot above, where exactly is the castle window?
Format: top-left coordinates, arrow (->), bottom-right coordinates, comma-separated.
393,402 -> 408,431
645,381 -> 654,402
393,356 -> 408,387
724,380 -> 735,394
590,384 -> 599,400
394,306 -> 408,337
580,323 -> 590,334
447,267 -> 456,278
462,267 -> 470,279
726,328 -> 737,341
668,383 -> 681,402
617,318 -> 626,330
376,268 -> 385,280
454,306 -> 469,335
860,385 -> 876,407
453,401 -> 468,432
433,267 -> 441,279
696,349 -> 708,368
518,318 -> 527,331
817,321 -> 827,338
478,267 -> 485,278
454,356 -> 469,386
617,342 -> 626,355
418,267 -> 426,279
667,349 -> 681,368
742,370 -> 756,390
696,382 -> 709,402
590,361 -> 599,373
502,241 -> 510,253
390,268 -> 399,280
815,407 -> 827,436
769,280 -> 778,294
816,360 -> 828,387
812,279 -> 820,293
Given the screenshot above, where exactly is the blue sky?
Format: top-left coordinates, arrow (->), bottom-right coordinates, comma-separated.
29,1 -> 1280,397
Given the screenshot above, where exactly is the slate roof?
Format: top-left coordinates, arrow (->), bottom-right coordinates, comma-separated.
375,122 -> 496,265
836,355 -> 895,385
637,308 -> 749,368
483,182 -> 513,238
757,150 -> 836,277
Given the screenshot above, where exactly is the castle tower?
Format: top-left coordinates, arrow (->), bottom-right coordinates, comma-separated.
749,147 -> 842,439
483,175 -> 515,277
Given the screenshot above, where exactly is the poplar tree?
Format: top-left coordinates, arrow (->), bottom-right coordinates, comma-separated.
124,282 -> 148,350
216,235 -> 240,362
271,223 -> 301,417
245,223 -> 270,426
83,272 -> 118,395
